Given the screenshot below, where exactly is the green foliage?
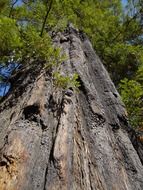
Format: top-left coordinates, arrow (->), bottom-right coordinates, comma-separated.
0,17 -> 22,63
119,79 -> 143,128
53,72 -> 80,90
0,0 -> 81,95
136,63 -> 143,83
74,0 -> 143,84
22,26 -> 53,60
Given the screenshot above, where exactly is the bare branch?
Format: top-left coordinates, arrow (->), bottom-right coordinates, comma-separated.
9,0 -> 19,18
40,0 -> 54,37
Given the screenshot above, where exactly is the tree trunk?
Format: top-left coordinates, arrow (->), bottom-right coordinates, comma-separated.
0,26 -> 143,190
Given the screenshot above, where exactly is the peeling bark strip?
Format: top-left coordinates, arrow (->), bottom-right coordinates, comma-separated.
0,26 -> 143,190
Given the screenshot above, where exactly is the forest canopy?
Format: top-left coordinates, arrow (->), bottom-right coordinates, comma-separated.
0,0 -> 143,129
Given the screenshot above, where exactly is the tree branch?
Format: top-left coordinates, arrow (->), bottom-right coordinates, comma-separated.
40,0 -> 54,37
111,7 -> 143,44
9,0 -> 18,18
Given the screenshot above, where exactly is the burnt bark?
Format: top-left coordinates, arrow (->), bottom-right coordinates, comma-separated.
0,26 -> 143,190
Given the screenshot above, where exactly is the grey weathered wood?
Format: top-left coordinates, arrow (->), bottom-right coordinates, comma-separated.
0,26 -> 143,190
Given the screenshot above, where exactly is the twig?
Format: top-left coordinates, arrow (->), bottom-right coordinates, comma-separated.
9,0 -> 18,18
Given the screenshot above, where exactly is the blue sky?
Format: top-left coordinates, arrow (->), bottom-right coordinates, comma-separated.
0,64 -> 18,96
122,0 -> 127,6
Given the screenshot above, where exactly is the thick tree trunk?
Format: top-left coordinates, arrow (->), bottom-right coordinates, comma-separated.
0,26 -> 143,190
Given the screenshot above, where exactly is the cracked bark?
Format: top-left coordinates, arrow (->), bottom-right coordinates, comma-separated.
0,26 -> 143,190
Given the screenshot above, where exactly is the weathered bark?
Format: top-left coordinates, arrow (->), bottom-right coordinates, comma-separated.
0,26 -> 143,190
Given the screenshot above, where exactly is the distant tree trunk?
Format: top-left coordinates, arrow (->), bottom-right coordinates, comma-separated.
0,26 -> 143,190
